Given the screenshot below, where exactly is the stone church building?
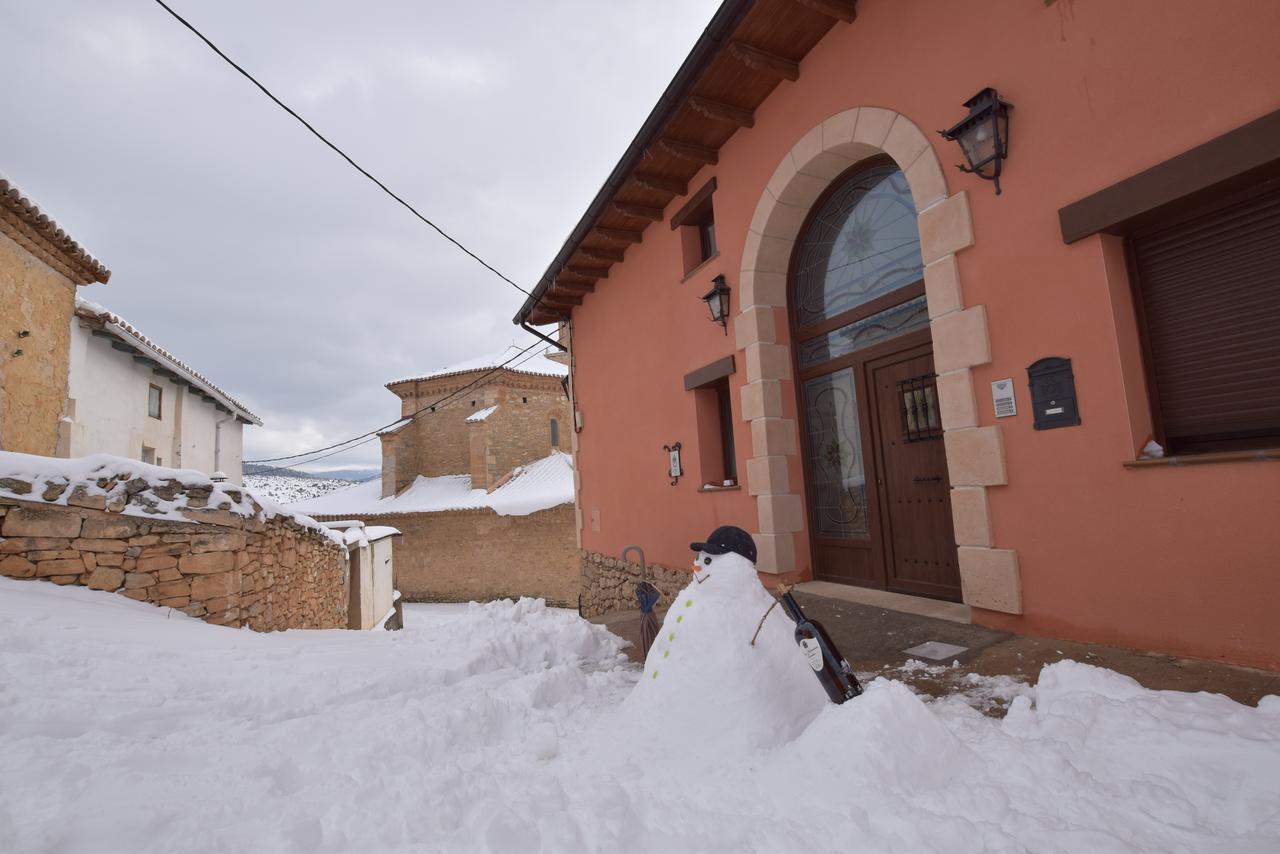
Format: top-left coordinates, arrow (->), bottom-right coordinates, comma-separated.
293,346 -> 579,606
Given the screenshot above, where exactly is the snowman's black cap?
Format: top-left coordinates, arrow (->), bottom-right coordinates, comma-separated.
690,525 -> 757,564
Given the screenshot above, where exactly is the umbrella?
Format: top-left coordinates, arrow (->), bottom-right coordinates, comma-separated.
623,545 -> 662,659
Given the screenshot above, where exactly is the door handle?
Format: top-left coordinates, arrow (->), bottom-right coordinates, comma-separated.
913,475 -> 943,483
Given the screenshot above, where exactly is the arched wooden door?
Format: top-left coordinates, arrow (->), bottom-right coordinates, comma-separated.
790,158 -> 961,601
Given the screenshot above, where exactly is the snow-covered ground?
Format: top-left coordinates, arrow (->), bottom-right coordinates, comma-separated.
1,576 -> 1278,852
244,472 -> 358,504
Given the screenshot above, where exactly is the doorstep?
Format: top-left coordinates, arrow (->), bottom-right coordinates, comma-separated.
794,580 -> 971,624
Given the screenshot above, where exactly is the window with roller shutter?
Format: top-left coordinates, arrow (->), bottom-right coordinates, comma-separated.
1128,176 -> 1280,454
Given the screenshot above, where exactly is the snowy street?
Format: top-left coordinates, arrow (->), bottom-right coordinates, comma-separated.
1,576 -> 1278,853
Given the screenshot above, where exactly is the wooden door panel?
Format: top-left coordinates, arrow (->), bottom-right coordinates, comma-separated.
869,346 -> 962,600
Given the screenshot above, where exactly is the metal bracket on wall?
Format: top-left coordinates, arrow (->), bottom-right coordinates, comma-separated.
663,442 -> 683,486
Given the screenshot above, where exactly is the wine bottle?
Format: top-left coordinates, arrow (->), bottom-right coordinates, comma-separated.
779,591 -> 862,704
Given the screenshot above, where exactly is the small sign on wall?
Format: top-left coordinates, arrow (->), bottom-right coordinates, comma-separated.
991,378 -> 1017,418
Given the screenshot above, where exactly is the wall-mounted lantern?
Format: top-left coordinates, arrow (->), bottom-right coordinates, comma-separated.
938,87 -> 1013,195
700,275 -> 731,334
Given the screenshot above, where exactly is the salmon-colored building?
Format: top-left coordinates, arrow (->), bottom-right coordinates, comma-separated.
516,0 -> 1280,668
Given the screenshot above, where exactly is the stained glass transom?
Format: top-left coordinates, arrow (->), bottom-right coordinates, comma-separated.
802,369 -> 869,539
797,295 -> 930,369
793,165 -> 924,328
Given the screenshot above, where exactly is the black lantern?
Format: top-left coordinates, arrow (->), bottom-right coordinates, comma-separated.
701,274 -> 731,334
938,87 -> 1012,195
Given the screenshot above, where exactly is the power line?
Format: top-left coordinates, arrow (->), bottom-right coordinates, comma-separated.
151,0 -> 533,298
245,340 -> 548,471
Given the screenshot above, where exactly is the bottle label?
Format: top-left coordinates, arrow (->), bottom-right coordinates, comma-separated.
799,637 -> 823,671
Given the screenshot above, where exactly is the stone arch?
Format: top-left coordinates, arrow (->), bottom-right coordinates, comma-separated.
734,106 -> 1021,615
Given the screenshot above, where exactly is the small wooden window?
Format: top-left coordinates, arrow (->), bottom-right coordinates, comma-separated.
148,384 -> 163,419
672,179 -> 718,275
714,379 -> 737,482
686,356 -> 738,488
1128,176 -> 1280,453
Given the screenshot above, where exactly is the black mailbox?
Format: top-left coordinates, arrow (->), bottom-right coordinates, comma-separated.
1027,357 -> 1081,430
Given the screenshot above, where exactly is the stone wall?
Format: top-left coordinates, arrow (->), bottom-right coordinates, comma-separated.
580,549 -> 692,618
318,505 -> 579,607
0,230 -> 76,456
0,498 -> 346,631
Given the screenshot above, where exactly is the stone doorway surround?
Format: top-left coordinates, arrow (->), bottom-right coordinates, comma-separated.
734,106 -> 1021,615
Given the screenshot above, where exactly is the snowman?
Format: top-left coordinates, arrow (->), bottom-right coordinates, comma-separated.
607,526 -> 828,763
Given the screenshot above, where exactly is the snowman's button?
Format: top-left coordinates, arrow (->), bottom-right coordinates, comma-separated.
668,632 -> 675,641
685,599 -> 693,607
676,615 -> 683,623
651,670 -> 659,679
663,650 -> 669,658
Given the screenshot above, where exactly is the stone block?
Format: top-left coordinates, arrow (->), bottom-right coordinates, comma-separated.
0,536 -> 69,553
852,107 -> 896,148
85,567 -> 125,591
750,417 -> 798,457
733,305 -> 777,349
745,342 -> 792,383
178,551 -> 236,575
740,380 -> 784,421
931,306 -> 991,373
94,553 -> 125,567
190,531 -> 247,553
882,114 -> 931,172
943,426 -> 1008,487
904,147 -> 949,215
191,572 -> 238,601
958,547 -> 1022,614
81,517 -> 139,538
746,455 -> 790,496
67,486 -> 107,511
36,557 -> 86,577
0,555 -> 36,578
124,572 -> 157,589
71,538 -> 128,553
754,532 -> 796,574
152,579 -> 192,599
918,191 -> 975,265
923,254 -> 963,319
136,554 -> 178,572
950,487 -> 993,547
737,270 -> 786,308
936,369 -> 978,430
757,493 -> 805,534
3,507 -> 82,538
121,588 -> 149,601
50,575 -> 79,585
0,478 -> 32,495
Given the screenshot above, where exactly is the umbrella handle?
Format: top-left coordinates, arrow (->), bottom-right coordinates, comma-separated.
621,544 -> 648,581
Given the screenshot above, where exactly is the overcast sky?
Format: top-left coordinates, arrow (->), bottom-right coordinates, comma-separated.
2,0 -> 719,470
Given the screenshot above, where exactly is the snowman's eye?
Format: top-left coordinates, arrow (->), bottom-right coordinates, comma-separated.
702,556 -> 712,566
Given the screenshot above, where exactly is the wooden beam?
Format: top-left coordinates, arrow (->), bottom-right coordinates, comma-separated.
633,172 -> 688,196
593,226 -> 644,244
795,0 -> 857,23
542,292 -> 584,307
611,201 -> 664,221
580,246 -> 625,263
658,138 -> 719,166
566,265 -> 610,279
554,280 -> 595,294
688,96 -> 754,129
728,41 -> 800,81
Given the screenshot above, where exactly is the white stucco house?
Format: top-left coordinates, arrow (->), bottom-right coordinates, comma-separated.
65,297 -> 261,483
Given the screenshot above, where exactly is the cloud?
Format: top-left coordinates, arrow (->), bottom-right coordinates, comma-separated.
1,0 -> 721,471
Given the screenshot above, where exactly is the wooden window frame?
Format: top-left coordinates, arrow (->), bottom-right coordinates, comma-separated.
684,355 -> 738,488
673,178 -> 718,275
148,384 -> 163,420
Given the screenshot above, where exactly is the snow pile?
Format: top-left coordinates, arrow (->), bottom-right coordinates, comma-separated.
289,451 -> 574,518
2,577 -> 1279,852
243,472 -> 355,503
0,451 -> 341,545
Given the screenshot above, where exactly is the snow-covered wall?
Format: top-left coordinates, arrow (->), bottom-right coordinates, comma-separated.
0,451 -> 347,630
67,320 -> 248,483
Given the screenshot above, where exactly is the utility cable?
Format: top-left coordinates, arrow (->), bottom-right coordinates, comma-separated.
150,0 -> 533,298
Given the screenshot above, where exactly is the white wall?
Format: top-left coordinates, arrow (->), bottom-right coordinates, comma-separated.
66,324 -> 247,483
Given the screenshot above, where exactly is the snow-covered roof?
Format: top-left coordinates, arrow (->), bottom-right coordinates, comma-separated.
74,296 -> 261,425
0,176 -> 111,284
386,345 -> 568,388
288,451 -> 574,518
465,405 -> 498,424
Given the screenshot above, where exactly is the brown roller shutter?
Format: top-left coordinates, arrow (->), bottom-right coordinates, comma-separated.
1129,176 -> 1280,453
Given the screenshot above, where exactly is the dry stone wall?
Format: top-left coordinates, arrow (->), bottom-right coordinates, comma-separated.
580,550 -> 691,618
0,496 -> 346,631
